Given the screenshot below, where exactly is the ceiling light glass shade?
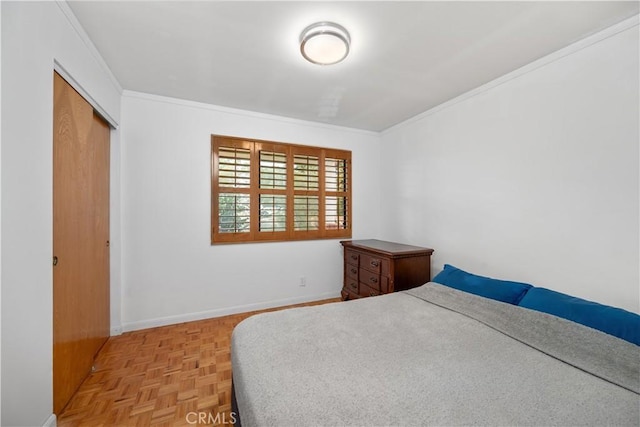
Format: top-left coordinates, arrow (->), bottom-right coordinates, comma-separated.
300,22 -> 350,65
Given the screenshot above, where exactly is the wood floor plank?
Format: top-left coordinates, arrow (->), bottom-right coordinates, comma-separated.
57,298 -> 340,426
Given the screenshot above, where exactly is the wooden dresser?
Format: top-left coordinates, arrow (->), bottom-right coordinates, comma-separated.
340,239 -> 434,301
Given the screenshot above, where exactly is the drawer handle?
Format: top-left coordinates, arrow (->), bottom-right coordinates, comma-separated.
370,291 -> 379,297
370,260 -> 379,268
350,282 -> 357,290
369,277 -> 378,283
350,254 -> 358,260
350,268 -> 357,274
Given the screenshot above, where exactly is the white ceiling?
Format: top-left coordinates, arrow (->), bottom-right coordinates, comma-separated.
68,1 -> 639,132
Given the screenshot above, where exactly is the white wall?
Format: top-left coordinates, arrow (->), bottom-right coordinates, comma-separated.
1,2 -> 121,425
120,92 -> 381,330
380,20 -> 639,313
0,2 -> 3,424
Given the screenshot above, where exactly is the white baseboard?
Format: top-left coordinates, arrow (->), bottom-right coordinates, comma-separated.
43,413 -> 56,427
121,291 -> 341,333
110,325 -> 123,336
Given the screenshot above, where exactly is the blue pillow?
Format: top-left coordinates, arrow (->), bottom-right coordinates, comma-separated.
518,287 -> 640,346
432,264 -> 532,305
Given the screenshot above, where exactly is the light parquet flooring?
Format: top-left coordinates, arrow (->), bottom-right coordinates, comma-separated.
58,298 -> 341,426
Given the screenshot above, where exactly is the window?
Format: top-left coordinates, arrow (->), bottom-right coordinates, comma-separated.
211,135 -> 352,244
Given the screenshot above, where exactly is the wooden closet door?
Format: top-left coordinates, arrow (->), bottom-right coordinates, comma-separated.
53,72 -> 110,414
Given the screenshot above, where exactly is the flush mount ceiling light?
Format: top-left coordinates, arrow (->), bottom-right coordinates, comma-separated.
300,22 -> 350,65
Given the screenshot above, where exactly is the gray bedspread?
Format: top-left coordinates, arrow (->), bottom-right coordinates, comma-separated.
231,283 -> 640,426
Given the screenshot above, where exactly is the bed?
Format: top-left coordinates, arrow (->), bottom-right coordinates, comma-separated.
231,280 -> 639,426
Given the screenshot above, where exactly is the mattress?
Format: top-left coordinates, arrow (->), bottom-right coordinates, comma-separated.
231,282 -> 639,426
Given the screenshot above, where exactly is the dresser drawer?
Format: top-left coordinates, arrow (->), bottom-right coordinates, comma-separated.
345,250 -> 360,267
344,279 -> 359,294
359,269 -> 388,292
358,283 -> 382,298
360,253 -> 389,275
346,264 -> 359,281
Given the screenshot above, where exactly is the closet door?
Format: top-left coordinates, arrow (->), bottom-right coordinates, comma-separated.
52,72 -> 110,414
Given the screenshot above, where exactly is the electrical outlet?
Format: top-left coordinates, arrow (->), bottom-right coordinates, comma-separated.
299,276 -> 307,287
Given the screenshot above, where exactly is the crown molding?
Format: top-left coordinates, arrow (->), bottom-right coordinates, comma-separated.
122,90 -> 380,137
382,14 -> 639,135
55,0 -> 123,96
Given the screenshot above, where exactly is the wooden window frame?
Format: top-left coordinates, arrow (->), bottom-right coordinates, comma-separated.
211,135 -> 352,244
